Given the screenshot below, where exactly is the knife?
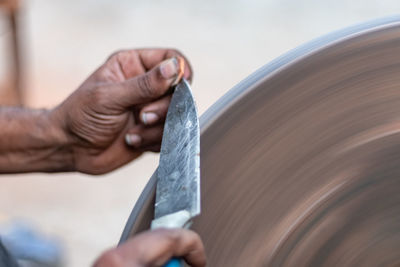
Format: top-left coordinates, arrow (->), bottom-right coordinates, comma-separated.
151,79 -> 201,267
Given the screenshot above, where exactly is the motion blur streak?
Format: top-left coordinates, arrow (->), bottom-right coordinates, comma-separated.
123,18 -> 400,266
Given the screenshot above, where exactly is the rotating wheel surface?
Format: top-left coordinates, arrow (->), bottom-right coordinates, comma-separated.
121,17 -> 400,266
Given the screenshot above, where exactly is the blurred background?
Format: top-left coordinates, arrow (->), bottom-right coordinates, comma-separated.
0,0 -> 399,266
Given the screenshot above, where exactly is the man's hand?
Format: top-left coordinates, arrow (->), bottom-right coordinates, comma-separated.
53,49 -> 192,174
0,48 -> 191,174
93,229 -> 206,267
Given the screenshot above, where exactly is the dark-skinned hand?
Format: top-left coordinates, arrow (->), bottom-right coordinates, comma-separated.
53,49 -> 192,174
93,229 -> 206,267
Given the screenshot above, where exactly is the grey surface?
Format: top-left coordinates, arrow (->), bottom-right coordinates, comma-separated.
120,15 -> 400,243
199,15 -> 400,130
121,16 -> 400,266
154,80 -> 200,220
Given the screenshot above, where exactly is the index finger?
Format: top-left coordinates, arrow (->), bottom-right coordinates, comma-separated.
117,229 -> 206,267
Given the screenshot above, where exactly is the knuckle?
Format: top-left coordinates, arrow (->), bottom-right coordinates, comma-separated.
165,228 -> 182,243
184,231 -> 199,248
107,50 -> 124,62
107,50 -> 138,64
95,250 -> 122,267
137,74 -> 157,99
154,228 -> 180,243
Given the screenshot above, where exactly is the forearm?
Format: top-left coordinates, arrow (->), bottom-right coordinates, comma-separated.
0,107 -> 74,173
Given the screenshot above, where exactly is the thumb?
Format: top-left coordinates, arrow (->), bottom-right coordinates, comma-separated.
116,56 -> 184,107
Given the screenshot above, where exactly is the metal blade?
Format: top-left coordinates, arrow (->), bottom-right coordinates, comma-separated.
152,79 -> 200,227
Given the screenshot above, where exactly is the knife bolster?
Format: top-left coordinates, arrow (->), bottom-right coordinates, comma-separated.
151,210 -> 192,229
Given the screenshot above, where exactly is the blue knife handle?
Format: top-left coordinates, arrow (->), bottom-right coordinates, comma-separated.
163,258 -> 182,267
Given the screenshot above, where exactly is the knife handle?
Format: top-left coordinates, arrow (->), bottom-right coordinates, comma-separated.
163,258 -> 182,267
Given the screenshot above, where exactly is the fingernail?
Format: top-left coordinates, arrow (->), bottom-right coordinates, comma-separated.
172,56 -> 185,86
141,112 -> 159,125
125,134 -> 142,147
160,57 -> 178,79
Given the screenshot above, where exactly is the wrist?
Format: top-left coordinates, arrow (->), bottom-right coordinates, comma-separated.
0,106 -> 76,173
47,106 -> 72,145
40,107 -> 76,172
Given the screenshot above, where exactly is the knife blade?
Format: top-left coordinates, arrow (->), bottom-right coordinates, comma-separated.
151,79 -> 200,230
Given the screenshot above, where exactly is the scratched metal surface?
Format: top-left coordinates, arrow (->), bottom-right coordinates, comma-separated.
154,79 -> 200,220
121,17 -> 400,266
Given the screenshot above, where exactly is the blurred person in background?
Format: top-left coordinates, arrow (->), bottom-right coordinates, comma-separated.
0,48 -> 206,267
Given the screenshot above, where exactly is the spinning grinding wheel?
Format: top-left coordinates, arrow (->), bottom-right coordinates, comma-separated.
121,17 -> 400,266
